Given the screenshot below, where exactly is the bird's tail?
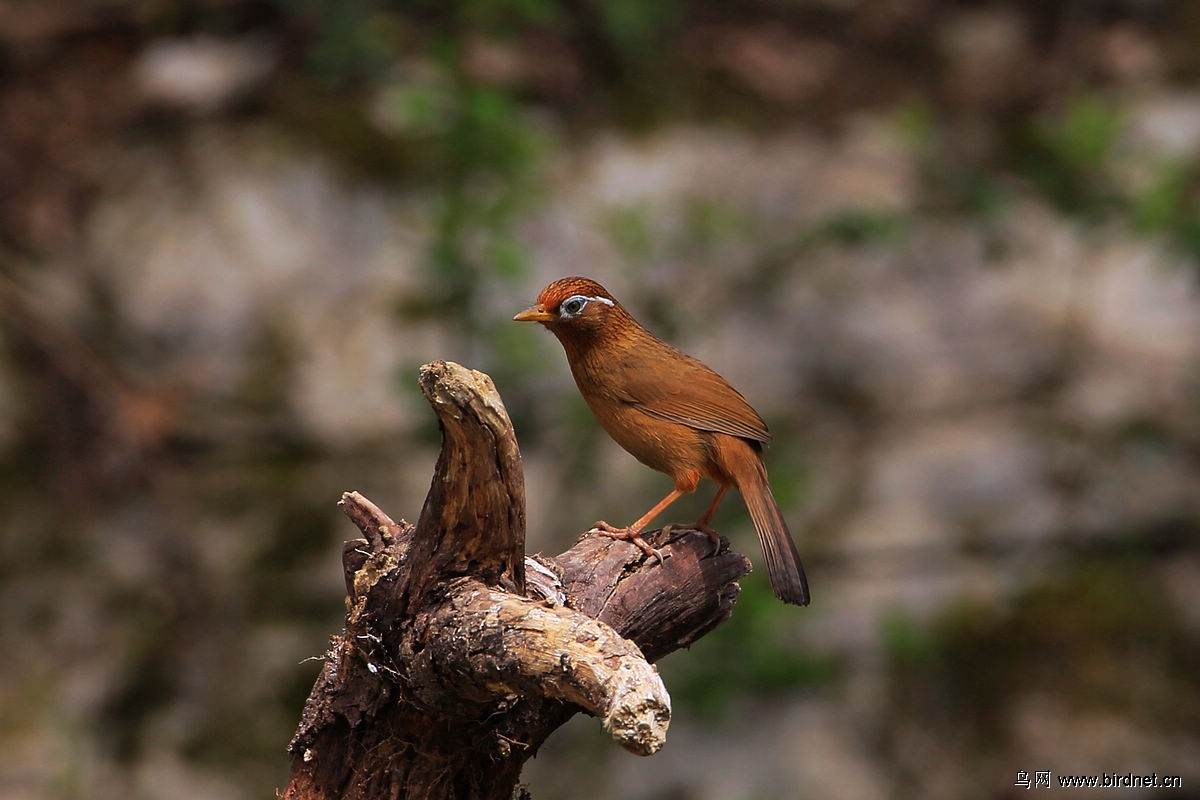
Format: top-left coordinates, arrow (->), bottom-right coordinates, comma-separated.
737,455 -> 810,606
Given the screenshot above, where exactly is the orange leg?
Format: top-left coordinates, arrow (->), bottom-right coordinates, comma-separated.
697,485 -> 730,527
663,484 -> 729,554
590,488 -> 686,563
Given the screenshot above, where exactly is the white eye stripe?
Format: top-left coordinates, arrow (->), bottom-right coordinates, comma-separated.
559,294 -> 614,315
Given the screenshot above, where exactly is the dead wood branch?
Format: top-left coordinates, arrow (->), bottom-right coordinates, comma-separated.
283,361 -> 750,800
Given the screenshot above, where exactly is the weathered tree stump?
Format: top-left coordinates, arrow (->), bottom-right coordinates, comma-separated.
283,361 -> 751,800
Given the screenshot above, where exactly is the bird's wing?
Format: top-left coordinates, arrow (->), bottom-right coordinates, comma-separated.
621,351 -> 773,444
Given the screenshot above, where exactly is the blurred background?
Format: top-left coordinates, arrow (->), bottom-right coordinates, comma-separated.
2,1 -> 1199,798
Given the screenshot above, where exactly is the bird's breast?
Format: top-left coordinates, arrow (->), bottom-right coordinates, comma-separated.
580,388 -> 710,479
564,334 -> 717,482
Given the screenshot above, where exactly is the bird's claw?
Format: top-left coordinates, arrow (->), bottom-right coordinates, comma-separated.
662,522 -> 722,557
588,521 -> 667,564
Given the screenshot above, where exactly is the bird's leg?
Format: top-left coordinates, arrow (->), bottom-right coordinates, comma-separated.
589,488 -> 686,564
663,485 -> 729,555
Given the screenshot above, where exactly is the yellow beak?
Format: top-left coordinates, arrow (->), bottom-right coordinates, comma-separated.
514,305 -> 555,323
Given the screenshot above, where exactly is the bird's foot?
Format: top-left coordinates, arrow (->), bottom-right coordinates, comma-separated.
662,522 -> 722,556
588,521 -> 666,564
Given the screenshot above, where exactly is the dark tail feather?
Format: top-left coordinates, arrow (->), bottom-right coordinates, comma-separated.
739,462 -> 810,606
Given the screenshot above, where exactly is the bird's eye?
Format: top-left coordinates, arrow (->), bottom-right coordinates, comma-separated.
560,296 -> 587,316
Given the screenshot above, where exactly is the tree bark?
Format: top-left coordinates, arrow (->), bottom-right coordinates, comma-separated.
283,361 -> 750,800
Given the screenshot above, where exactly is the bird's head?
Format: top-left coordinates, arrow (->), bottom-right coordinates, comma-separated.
513,277 -> 625,338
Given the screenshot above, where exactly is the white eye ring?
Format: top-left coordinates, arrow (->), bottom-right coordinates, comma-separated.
559,294 -> 613,317
561,296 -> 588,315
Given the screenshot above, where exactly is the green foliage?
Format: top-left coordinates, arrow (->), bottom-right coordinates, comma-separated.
681,195 -> 752,248
810,208 -> 909,247
1010,94 -> 1125,217
454,0 -> 565,30
906,93 -> 1200,264
280,3 -> 560,369
596,0 -> 682,64
420,80 -> 544,317
238,317 -> 298,415
1132,158 -> 1200,261
1041,95 -> 1125,174
893,100 -> 1009,224
295,0 -> 563,82
891,99 -> 937,159
604,197 -> 762,280
1008,95 -> 1200,262
880,609 -> 939,667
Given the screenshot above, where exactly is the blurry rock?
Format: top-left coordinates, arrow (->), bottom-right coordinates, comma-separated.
1096,23 -> 1165,86
846,418 -> 1056,552
823,114 -> 918,214
536,697 -> 889,800
1010,694 -> 1170,775
1162,556 -> 1200,633
134,36 -> 276,114
938,7 -> 1035,109
86,128 -> 427,445
462,37 -> 525,87
531,120 -> 914,316
569,123 -> 913,224
1064,237 -> 1200,426
687,24 -> 842,104
461,35 -> 582,99
1125,92 -> 1200,159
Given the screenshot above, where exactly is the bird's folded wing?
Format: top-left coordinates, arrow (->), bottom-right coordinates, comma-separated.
622,357 -> 773,444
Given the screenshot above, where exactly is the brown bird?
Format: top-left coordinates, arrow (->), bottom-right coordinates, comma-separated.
515,276 -> 810,606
